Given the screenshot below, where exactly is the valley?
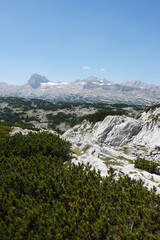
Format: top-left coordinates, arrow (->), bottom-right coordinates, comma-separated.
0,96 -> 146,133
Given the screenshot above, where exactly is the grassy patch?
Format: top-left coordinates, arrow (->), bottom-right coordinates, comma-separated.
116,156 -> 134,164
83,144 -> 92,152
123,146 -> 130,154
86,126 -> 93,132
140,147 -> 148,152
129,171 -> 137,174
73,128 -> 78,132
71,148 -> 83,156
150,176 -> 159,183
77,143 -> 82,147
101,157 -> 124,167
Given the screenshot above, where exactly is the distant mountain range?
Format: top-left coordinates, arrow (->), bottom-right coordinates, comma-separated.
0,73 -> 160,105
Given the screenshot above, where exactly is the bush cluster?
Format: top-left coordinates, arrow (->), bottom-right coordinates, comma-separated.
0,124 -> 11,142
135,157 -> 159,174
0,132 -> 71,162
0,133 -> 160,239
76,110 -> 127,124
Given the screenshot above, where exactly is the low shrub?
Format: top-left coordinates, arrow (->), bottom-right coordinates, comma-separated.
135,157 -> 159,174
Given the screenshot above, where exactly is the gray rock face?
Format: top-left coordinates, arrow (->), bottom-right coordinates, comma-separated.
93,116 -> 142,147
155,166 -> 160,175
28,74 -> 50,88
93,116 -> 122,143
63,107 -> 160,194
155,145 -> 160,151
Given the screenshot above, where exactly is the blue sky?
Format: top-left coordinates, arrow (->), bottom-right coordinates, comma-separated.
0,0 -> 160,85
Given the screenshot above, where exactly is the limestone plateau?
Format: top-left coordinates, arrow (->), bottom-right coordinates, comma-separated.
0,73 -> 160,105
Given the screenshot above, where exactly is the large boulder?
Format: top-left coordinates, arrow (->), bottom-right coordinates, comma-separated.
93,116 -> 142,147
133,107 -> 160,149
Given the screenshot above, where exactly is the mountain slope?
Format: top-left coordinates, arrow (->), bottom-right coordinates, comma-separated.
63,105 -> 160,193
0,74 -> 160,105
122,80 -> 160,91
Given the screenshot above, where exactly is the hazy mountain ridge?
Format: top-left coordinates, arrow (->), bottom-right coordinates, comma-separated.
0,73 -> 160,105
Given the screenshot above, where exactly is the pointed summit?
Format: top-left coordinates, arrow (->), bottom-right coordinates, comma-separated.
28,74 -> 50,88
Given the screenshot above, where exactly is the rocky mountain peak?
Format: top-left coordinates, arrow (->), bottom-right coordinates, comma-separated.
84,76 -> 110,84
0,74 -> 160,105
85,76 -> 99,82
27,74 -> 50,89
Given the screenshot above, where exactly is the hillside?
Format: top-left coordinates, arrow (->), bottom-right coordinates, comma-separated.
1,98 -> 160,238
1,97 -> 160,192
1,131 -> 160,239
63,104 -> 160,193
0,97 -> 146,133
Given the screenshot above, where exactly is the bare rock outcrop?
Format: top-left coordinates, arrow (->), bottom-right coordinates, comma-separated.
93,116 -> 142,147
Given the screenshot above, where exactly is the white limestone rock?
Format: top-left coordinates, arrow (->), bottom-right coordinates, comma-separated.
133,107 -> 160,149
93,116 -> 142,147
62,107 -> 160,194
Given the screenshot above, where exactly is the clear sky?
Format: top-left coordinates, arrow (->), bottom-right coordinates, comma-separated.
0,0 -> 160,85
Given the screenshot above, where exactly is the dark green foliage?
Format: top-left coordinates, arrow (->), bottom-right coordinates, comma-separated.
0,159 -> 160,239
0,107 -> 25,125
75,109 -> 127,124
0,124 -> 11,142
47,112 -> 77,131
0,97 -> 146,132
0,133 -> 160,239
146,103 -> 160,112
135,157 -> 159,174
0,132 -> 71,162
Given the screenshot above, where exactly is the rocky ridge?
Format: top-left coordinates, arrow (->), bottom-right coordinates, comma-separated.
0,74 -> 160,105
63,106 -> 160,193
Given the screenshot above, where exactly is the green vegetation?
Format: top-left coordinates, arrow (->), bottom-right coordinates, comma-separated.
150,114 -> 160,122
0,132 -> 160,239
135,157 -> 159,174
0,124 -> 11,142
146,103 -> 160,112
0,132 -> 71,162
0,97 -> 146,133
0,107 -> 26,125
47,112 -> 77,131
102,157 -> 124,167
123,146 -> 130,155
140,147 -> 148,152
75,109 -> 127,124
